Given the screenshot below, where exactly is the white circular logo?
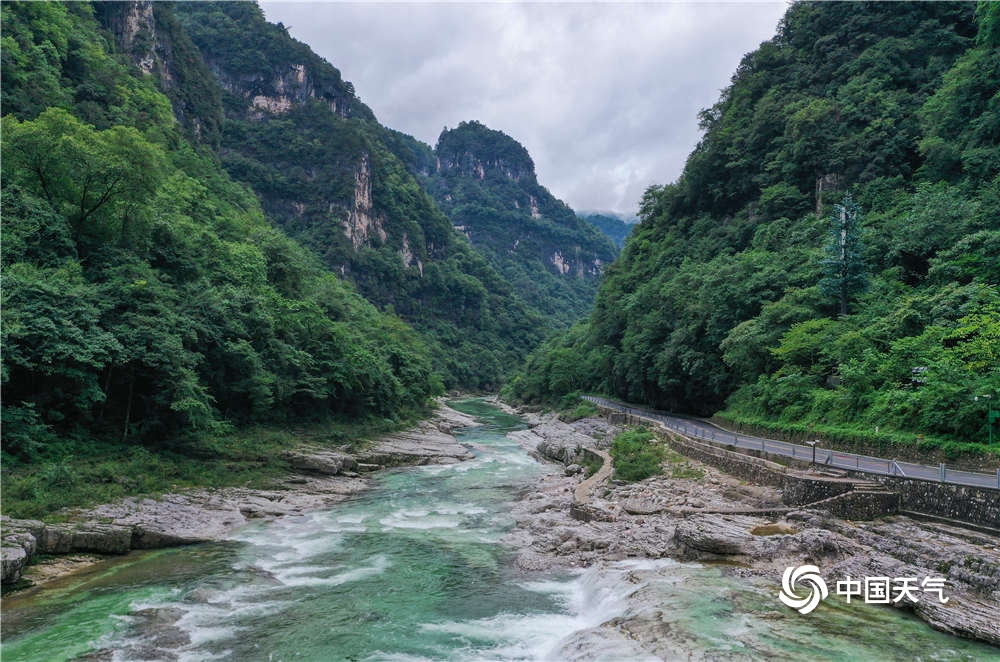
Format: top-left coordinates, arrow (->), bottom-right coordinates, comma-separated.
779,564 -> 828,614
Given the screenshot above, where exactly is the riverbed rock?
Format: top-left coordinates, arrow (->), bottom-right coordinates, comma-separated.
916,595 -> 1000,646
674,514 -> 756,557
69,522 -> 133,554
284,449 -> 357,476
1,545 -> 28,584
433,403 -> 480,432
358,422 -> 473,466
89,494 -> 246,548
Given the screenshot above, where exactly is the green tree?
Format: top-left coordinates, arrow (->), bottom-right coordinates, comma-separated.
2,109 -> 167,251
820,194 -> 868,316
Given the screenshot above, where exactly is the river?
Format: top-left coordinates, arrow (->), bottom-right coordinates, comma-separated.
3,399 -> 998,661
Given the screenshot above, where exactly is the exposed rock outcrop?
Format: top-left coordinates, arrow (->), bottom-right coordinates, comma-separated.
1,403 -> 476,587
342,153 -> 387,250
507,410 -> 1000,647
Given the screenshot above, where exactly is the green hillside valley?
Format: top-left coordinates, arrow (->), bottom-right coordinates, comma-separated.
508,1 -> 1000,462
2,2 -> 1000,659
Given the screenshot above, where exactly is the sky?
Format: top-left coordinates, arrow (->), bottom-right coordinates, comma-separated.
260,2 -> 789,217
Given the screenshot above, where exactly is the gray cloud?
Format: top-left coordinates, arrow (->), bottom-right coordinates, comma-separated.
260,1 -> 787,216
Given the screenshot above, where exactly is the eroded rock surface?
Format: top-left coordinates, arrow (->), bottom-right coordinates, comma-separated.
507,412 -> 1000,648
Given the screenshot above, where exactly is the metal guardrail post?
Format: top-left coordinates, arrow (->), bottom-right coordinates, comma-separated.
997,469 -> 999,489
939,463 -> 946,482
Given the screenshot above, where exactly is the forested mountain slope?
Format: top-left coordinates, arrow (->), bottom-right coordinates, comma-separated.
167,3 -> 548,389
579,212 -> 636,249
1,2 -> 442,469
509,2 -> 1000,456
413,121 -> 618,320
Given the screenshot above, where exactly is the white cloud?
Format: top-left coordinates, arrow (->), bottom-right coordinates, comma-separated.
260,1 -> 788,215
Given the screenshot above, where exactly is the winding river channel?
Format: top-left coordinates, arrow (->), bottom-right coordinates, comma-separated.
3,400 -> 998,661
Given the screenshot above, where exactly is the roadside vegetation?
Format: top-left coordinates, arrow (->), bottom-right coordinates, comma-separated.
610,427 -> 664,482
508,3 -> 1000,460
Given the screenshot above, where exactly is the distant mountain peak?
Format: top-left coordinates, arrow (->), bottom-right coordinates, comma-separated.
435,121 -> 535,183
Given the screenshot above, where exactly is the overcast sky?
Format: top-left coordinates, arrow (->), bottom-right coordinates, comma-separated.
260,2 -> 788,217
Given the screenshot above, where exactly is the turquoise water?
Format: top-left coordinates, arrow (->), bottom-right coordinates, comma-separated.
3,399 -> 998,661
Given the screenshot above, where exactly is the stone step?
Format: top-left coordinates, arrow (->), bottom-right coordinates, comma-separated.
854,480 -> 892,492
898,511 -> 1000,540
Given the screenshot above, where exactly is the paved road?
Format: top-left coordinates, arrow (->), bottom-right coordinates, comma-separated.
583,395 -> 1000,490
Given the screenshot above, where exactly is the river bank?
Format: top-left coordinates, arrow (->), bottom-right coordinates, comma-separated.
1,402 -> 479,590
4,399 -> 998,661
504,408 -> 1000,651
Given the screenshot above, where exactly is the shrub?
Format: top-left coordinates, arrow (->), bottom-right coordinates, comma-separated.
610,427 -> 664,482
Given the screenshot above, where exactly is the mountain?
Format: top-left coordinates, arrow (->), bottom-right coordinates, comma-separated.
1,1 -> 441,465
164,2 -> 548,389
3,0 -> 626,472
579,212 -> 637,249
508,2 -> 1000,458
416,121 -> 618,320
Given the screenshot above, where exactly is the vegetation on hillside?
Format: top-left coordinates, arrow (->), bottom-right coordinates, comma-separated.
170,4 -> 550,389
580,213 -> 636,249
507,2 -> 1000,456
0,2 -> 441,513
610,428 -> 664,482
412,121 -> 619,322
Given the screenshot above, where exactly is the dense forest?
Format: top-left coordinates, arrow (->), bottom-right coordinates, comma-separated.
580,213 -> 637,249
0,1 -> 606,514
508,2 -> 1000,458
1,2 -> 441,462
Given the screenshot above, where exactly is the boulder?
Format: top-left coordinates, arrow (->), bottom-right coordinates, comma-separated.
284,450 -> 357,476
674,514 -> 755,556
1,545 -> 28,584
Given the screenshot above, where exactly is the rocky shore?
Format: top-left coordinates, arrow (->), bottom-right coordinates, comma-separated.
1,403 -> 478,589
506,410 -> 1000,649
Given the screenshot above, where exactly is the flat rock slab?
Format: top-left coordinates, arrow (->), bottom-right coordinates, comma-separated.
674,514 -> 758,556
358,423 -> 473,466
284,449 -> 357,476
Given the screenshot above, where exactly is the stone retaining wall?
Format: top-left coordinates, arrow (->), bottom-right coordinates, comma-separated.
808,489 -> 900,520
844,472 -> 1000,529
600,405 -> 1000,528
657,430 -> 787,488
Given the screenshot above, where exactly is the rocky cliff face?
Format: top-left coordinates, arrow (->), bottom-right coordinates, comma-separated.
429,122 -> 614,286
170,3 -> 372,123
96,1 -> 225,145
342,153 -> 387,250
98,1 -> 157,74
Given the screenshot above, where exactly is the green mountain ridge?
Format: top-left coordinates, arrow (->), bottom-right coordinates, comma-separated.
508,1 -> 1000,456
579,212 -> 637,249
375,121 -> 619,321
1,0 -> 598,477
422,121 -> 619,321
